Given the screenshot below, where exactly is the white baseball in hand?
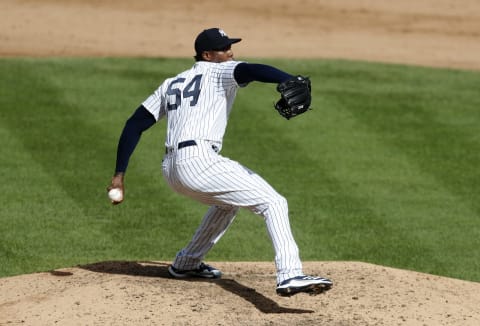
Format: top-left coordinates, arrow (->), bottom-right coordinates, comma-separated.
108,188 -> 123,202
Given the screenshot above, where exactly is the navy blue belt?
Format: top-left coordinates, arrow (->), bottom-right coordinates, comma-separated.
178,140 -> 197,149
165,140 -> 220,154
165,140 -> 197,154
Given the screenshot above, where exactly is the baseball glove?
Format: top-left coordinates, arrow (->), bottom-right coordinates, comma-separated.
274,75 -> 311,120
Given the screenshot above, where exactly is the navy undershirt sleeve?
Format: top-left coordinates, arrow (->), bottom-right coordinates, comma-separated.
115,105 -> 156,173
234,63 -> 292,85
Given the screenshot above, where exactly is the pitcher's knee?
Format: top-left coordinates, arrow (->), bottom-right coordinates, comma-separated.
272,195 -> 288,210
259,195 -> 288,215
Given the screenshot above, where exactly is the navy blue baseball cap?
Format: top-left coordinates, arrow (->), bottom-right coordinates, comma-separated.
194,28 -> 242,53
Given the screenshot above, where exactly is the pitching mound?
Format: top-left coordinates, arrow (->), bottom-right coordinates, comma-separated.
1,261 -> 479,325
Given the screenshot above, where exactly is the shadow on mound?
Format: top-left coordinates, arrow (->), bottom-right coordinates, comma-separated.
79,260 -> 314,314
79,260 -> 171,277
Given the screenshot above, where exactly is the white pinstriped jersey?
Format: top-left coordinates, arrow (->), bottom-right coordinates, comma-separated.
142,60 -> 243,148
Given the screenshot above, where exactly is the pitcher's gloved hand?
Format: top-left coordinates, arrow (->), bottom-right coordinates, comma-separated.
274,75 -> 311,120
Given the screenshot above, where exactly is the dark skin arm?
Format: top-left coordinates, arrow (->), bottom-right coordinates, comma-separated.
107,106 -> 156,205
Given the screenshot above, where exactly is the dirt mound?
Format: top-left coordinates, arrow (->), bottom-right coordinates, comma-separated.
1,261 -> 479,325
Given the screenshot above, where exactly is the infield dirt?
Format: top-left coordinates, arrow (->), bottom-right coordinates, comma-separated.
1,0 -> 480,325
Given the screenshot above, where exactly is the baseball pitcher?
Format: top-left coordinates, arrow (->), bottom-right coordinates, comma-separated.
107,28 -> 332,296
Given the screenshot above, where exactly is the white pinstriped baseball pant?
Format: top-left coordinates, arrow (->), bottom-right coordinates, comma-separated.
162,140 -> 303,283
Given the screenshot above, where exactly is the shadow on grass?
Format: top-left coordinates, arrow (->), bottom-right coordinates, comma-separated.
77,260 -> 314,314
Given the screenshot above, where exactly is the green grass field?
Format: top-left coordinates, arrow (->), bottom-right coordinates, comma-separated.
1,57 -> 479,282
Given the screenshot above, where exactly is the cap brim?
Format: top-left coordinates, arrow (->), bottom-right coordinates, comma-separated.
215,38 -> 241,50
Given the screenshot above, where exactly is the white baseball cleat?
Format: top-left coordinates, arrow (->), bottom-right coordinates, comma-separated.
167,262 -> 222,279
276,275 -> 333,296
